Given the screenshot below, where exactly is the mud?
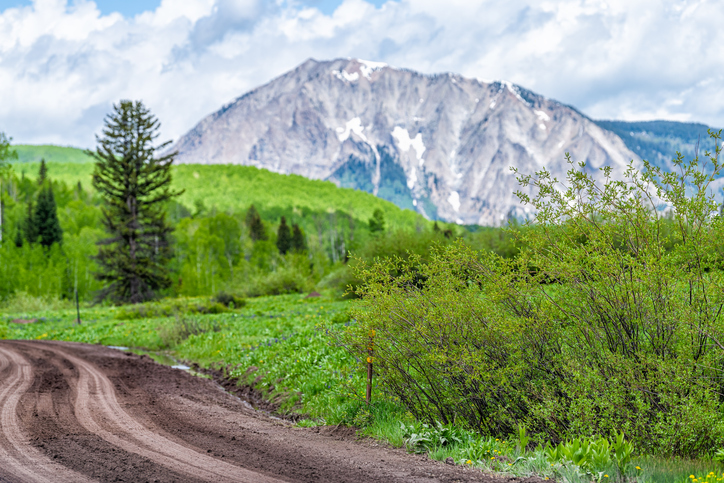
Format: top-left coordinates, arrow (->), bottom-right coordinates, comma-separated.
0,340 -> 545,482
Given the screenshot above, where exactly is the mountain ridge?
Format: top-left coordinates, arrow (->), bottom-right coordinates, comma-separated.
170,58 -> 642,225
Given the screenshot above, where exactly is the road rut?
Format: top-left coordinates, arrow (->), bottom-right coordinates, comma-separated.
0,340 -> 537,483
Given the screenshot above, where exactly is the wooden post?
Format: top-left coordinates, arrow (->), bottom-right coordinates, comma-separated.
366,330 -> 375,404
75,289 -> 81,324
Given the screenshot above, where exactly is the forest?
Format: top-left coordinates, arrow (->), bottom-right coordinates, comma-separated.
0,156 -> 515,306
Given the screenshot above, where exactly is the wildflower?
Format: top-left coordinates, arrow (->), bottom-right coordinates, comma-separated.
604,476 -> 608,478
636,467 -> 641,470
466,460 -> 472,465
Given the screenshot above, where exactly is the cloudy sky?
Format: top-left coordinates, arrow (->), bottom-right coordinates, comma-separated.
0,0 -> 722,148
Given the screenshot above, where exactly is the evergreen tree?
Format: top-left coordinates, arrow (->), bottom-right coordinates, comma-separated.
291,223 -> 306,252
89,100 -> 181,304
433,221 -> 441,233
14,227 -> 23,248
245,204 -> 267,241
37,158 -> 47,185
276,216 -> 292,255
34,184 -> 63,247
369,208 -> 386,234
22,200 -> 37,244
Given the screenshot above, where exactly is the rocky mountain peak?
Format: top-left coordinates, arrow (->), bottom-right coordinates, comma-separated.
171,58 -> 639,225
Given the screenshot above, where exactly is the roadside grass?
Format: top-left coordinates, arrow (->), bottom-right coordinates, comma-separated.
1,293 -> 723,482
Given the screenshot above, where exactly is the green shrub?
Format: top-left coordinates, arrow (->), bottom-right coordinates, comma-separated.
0,320 -> 8,339
116,298 -> 228,320
157,314 -> 221,348
213,291 -> 246,308
341,130 -> 724,457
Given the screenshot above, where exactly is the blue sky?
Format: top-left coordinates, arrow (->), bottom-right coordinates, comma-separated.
0,0 -> 721,147
0,0 -> 390,16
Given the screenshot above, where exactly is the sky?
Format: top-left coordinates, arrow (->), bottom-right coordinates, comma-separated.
0,0 -> 722,148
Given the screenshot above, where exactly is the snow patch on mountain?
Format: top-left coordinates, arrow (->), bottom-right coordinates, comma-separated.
391,127 -> 426,165
448,191 -> 461,212
337,117 -> 366,142
535,110 -> 551,122
332,70 -> 359,82
357,59 -> 387,79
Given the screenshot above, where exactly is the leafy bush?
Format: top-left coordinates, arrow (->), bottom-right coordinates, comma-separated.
116,298 -> 228,320
0,320 -> 8,339
213,291 -> 246,308
157,314 -> 221,348
341,131 -> 724,456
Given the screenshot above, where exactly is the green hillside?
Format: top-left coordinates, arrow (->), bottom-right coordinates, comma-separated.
14,144 -> 94,164
13,159 -> 428,231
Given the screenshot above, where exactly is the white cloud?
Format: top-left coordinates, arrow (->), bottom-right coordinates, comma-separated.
0,0 -> 722,148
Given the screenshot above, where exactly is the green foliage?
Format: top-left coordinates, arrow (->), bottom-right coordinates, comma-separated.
90,100 -> 181,304
245,204 -> 267,241
213,292 -> 246,308
291,223 -> 306,252
37,159 -> 47,185
12,144 -> 93,164
276,216 -> 292,255
342,130 -> 724,457
34,184 -> 63,247
369,208 -> 385,233
0,132 -> 18,170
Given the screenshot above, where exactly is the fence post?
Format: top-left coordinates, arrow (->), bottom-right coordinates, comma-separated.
75,289 -> 81,324
366,330 -> 374,404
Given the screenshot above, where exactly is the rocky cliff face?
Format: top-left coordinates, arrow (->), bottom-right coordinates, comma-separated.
171,58 -> 639,225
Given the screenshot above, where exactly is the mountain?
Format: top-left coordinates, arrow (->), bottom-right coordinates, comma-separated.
171,58 -> 640,225
594,120 -> 718,171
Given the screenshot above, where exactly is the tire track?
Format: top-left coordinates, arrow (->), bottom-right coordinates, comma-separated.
44,344 -> 284,483
0,346 -> 95,483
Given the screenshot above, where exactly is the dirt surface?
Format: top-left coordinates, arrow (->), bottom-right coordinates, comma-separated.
0,340 -> 544,482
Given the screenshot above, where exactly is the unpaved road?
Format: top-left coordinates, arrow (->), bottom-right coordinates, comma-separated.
0,340 -> 537,483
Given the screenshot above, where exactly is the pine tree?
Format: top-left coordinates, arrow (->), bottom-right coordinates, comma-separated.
37,158 -> 47,185
22,200 -> 37,244
245,204 -> 267,241
291,223 -> 306,252
369,208 -> 386,234
89,100 -> 182,304
34,184 -> 63,247
276,216 -> 292,255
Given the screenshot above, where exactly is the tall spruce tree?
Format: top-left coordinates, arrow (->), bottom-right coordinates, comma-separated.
276,216 -> 292,255
37,158 -> 48,185
34,185 -> 62,247
245,205 -> 267,241
21,200 -> 37,244
291,223 -> 306,252
89,100 -> 181,304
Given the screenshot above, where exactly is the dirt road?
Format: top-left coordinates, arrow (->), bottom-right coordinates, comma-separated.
0,340 -> 534,483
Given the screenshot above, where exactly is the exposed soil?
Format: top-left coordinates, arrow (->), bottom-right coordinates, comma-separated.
0,340 -> 546,482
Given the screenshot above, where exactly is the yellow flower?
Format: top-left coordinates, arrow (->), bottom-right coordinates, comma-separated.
636,467 -> 641,470
604,476 -> 609,478
466,460 -> 472,465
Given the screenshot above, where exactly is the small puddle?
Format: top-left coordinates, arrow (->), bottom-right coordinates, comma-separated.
107,346 -> 129,351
